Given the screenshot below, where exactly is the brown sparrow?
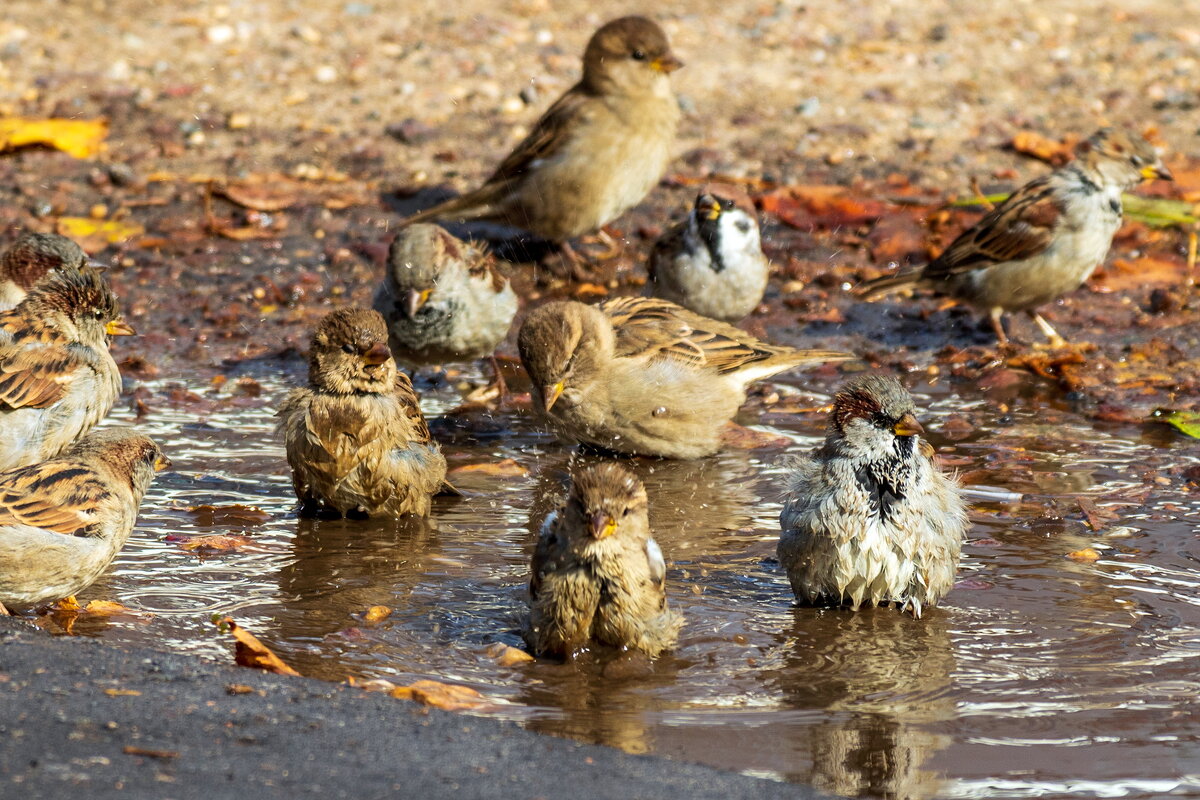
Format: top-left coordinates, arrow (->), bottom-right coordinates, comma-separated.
0,232 -> 90,311
0,428 -> 168,613
858,128 -> 1172,346
372,224 -> 518,367
277,308 -> 449,518
400,16 -> 681,242
527,461 -> 681,658
647,190 -> 769,321
778,375 -> 966,618
0,267 -> 134,472
518,296 -> 852,459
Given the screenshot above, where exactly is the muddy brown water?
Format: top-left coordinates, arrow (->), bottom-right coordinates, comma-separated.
60,360 -> 1200,800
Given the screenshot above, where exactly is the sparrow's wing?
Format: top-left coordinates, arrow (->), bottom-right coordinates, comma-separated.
644,537 -> 667,590
646,218 -> 688,283
0,458 -> 108,535
0,343 -> 79,409
399,86 -> 592,227
600,296 -> 848,378
392,371 -> 432,444
529,509 -> 562,600
922,175 -> 1063,282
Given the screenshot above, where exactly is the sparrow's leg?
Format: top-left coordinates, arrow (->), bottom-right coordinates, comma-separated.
589,227 -> 624,260
1028,310 -> 1068,348
553,241 -> 597,283
489,355 -> 508,403
988,307 -> 1010,345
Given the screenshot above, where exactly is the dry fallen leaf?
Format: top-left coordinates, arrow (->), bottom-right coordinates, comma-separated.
122,746 -> 178,760
1067,548 -> 1101,563
1090,256 -> 1185,293
214,616 -> 300,676
225,684 -> 257,695
485,643 -> 534,666
448,458 -> 528,478
759,185 -> 888,228
214,181 -> 301,212
391,680 -> 492,711
1011,131 -> 1077,166
56,216 -> 145,246
104,689 -> 142,697
0,117 -> 108,159
187,504 -> 272,526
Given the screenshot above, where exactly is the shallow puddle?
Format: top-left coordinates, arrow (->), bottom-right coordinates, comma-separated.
64,361 -> 1200,799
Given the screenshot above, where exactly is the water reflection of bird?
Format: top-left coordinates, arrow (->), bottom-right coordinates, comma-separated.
768,609 -> 956,799
269,514 -> 442,679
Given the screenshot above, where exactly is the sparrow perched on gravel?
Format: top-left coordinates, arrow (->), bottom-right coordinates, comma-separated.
858,128 -> 1172,346
527,461 -> 682,658
777,375 -> 966,618
647,190 -> 769,321
277,308 -> 450,518
518,296 -> 851,459
0,232 -> 90,311
400,16 -> 682,243
0,267 -> 134,472
0,428 -> 168,613
372,224 -> 518,367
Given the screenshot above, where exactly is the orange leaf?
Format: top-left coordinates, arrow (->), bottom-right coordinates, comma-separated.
759,185 -> 887,228
448,458 -> 528,478
1090,256 -> 1185,293
390,680 -> 491,711
363,605 -> 392,624
214,181 -> 301,212
0,117 -> 108,158
1011,131 -> 1077,166
215,616 -> 300,676
170,534 -> 257,554
485,643 -> 534,666
56,217 -> 145,244
1067,548 -> 1101,563
104,689 -> 142,696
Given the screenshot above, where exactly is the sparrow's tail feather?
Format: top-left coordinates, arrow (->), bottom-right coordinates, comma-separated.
741,349 -> 856,385
855,271 -> 922,301
397,183 -> 506,229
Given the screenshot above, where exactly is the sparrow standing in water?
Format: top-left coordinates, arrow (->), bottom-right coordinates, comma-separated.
528,461 -> 682,658
373,224 -> 518,370
0,428 -> 168,613
858,128 -> 1172,346
400,16 -> 681,248
0,267 -> 134,472
277,308 -> 449,518
518,296 -> 851,459
0,232 -> 91,311
778,375 -> 966,618
647,190 -> 769,321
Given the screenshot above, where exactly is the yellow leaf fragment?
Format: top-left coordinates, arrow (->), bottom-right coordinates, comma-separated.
485,642 -> 534,666
56,217 -> 145,244
0,117 -> 108,159
1067,548 -> 1101,563
363,605 -> 392,625
448,458 -> 528,478
104,689 -> 142,697
390,679 -> 491,711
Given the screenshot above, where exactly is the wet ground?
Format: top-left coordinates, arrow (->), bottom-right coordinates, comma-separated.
3,2 -> 1200,797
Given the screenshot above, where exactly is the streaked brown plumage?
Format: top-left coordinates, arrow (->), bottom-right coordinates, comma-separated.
858,128 -> 1172,345
400,16 -> 681,242
778,375 -> 966,618
0,232 -> 89,311
518,296 -> 852,459
0,428 -> 168,612
277,308 -> 448,518
0,267 -> 134,472
527,461 -> 681,658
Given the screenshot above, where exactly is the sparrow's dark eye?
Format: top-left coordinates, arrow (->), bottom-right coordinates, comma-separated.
871,413 -> 892,430
92,308 -> 104,320
631,49 -> 647,60
1131,155 -> 1146,166
622,507 -> 631,517
341,343 -> 355,354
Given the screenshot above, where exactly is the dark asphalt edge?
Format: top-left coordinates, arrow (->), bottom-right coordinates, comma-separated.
0,618 -> 828,800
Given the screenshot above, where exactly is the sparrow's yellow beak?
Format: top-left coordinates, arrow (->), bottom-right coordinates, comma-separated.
543,381 -> 565,411
361,341 -> 392,366
589,512 -> 618,540
403,288 -> 433,319
105,319 -> 136,336
651,53 -> 683,73
892,412 -> 924,437
153,454 -> 171,472
706,199 -> 721,221
1142,164 -> 1173,181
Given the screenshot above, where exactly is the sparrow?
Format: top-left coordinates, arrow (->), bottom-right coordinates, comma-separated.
372,224 -> 518,367
0,267 -> 135,472
399,16 -> 682,243
647,190 -> 769,321
858,128 -> 1173,346
0,232 -> 90,311
0,428 -> 168,613
527,461 -> 682,658
777,375 -> 966,618
277,308 -> 450,518
517,296 -> 852,459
